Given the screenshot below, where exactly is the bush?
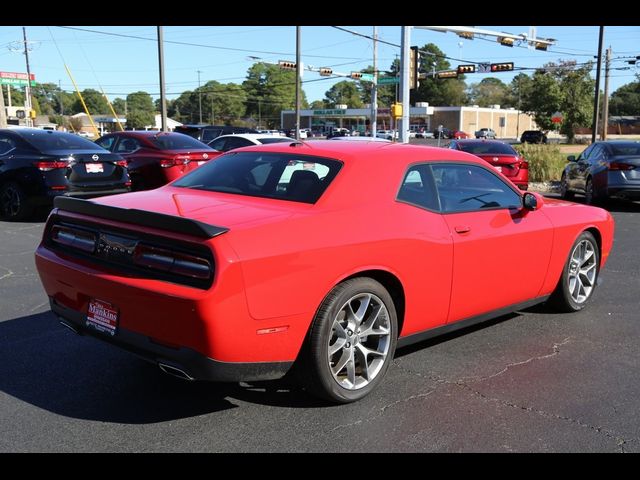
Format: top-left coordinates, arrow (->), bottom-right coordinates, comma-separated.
514,144 -> 567,182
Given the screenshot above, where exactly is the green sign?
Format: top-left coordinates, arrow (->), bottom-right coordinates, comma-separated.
377,76 -> 399,85
0,78 -> 37,86
359,73 -> 374,82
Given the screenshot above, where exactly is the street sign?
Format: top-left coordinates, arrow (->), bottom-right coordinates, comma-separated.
478,62 -> 491,73
377,76 -> 400,85
0,71 -> 36,87
359,73 -> 374,82
551,111 -> 564,123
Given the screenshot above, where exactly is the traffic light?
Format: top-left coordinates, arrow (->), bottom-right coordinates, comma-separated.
498,36 -> 515,47
29,109 -> 37,119
437,70 -> 458,79
409,46 -> 420,90
318,67 -> 333,76
457,65 -> 476,74
534,42 -> 549,51
16,110 -> 26,119
278,60 -> 296,70
490,62 -> 514,72
350,71 -> 363,80
458,32 -> 474,40
391,102 -> 403,118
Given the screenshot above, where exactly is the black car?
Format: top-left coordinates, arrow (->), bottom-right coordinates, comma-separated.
174,125 -> 258,144
0,128 -> 130,221
520,130 -> 548,144
561,141 -> 640,204
434,127 -> 453,139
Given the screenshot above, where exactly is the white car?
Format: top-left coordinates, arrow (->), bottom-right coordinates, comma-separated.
208,133 -> 293,152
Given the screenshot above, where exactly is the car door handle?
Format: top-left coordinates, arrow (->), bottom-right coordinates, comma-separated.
454,225 -> 471,234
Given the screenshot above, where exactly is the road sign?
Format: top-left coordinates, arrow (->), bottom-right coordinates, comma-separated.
378,76 -> 399,85
552,111 -> 564,123
359,73 -> 374,82
0,71 -> 36,87
478,62 -> 491,73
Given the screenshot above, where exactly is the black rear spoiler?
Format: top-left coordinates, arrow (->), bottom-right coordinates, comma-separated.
53,197 -> 229,240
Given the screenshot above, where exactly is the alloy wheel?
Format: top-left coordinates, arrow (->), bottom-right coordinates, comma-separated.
567,239 -> 597,304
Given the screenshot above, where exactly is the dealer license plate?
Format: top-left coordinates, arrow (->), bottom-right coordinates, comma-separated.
86,299 -> 119,336
86,163 -> 104,173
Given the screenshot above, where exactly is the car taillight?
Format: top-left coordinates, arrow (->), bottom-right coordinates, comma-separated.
33,161 -> 68,171
50,225 -> 96,253
115,160 -> 128,167
133,244 -> 211,279
160,155 -> 190,168
609,162 -> 635,171
519,160 -> 529,169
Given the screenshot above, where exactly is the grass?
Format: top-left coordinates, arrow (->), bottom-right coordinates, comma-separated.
514,144 -> 569,182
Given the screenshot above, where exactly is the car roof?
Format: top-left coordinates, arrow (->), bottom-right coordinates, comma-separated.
452,139 -> 509,145
214,133 -> 287,142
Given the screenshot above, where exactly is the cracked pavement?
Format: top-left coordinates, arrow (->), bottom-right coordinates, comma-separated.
1,199 -> 639,452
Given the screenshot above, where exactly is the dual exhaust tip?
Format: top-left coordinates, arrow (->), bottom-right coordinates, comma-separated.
59,318 -> 195,382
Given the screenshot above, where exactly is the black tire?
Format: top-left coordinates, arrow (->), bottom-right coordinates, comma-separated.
584,177 -> 597,205
298,277 -> 398,403
560,173 -> 574,200
0,182 -> 34,221
548,231 -> 600,312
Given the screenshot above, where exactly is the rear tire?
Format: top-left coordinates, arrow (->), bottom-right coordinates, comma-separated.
0,182 -> 34,221
584,177 -> 597,205
548,231 -> 599,312
298,277 -> 398,403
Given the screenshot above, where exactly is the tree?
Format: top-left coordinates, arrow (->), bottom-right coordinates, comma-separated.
202,81 -> 247,125
72,89 -> 109,115
324,81 -> 363,108
126,91 -> 155,113
126,110 -> 155,130
410,43 -> 467,106
111,98 -> 127,115
609,80 -> 640,116
30,83 -> 75,116
310,100 -> 328,109
520,61 -> 593,141
243,62 -> 307,128
467,77 -> 512,107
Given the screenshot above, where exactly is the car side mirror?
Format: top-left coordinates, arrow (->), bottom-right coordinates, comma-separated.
522,192 -> 543,211
567,155 -> 576,162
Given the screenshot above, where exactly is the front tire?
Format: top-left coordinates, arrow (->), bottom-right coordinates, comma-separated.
549,231 -> 600,312
560,173 -> 574,200
299,277 -> 398,403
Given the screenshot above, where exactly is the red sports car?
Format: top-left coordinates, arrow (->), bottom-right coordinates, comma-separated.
451,130 -> 469,139
95,131 -> 219,191
35,141 -> 614,403
448,139 -> 529,190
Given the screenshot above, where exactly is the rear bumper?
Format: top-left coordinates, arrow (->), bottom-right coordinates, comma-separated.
607,187 -> 640,200
49,297 -> 293,382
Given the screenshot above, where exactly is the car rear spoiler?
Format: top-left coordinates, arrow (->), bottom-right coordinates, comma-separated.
53,197 -> 229,240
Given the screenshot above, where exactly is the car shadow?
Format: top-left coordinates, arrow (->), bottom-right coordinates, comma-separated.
0,312 -> 326,424
542,193 -> 640,213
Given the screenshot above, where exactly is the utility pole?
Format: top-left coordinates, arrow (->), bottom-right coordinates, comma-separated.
58,80 -> 64,115
157,26 -> 168,132
602,46 -> 612,141
22,27 -> 33,127
591,26 -> 604,144
295,26 -> 301,140
398,26 -> 411,143
197,70 -> 203,124
371,26 -> 378,137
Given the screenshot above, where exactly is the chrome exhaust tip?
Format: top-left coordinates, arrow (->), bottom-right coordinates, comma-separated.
158,363 -> 195,381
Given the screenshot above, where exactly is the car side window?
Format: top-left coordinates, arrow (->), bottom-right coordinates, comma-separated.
579,144 -> 594,161
224,137 -> 253,151
432,163 -> 521,213
202,129 -> 222,143
0,134 -> 17,156
209,138 -> 227,151
589,145 -> 603,163
115,138 -> 140,153
397,164 -> 439,211
95,136 -> 116,151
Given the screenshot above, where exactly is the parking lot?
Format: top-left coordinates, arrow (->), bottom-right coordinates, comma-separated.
1,196 -> 639,452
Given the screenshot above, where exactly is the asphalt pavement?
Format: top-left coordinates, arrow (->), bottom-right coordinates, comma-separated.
1,197 -> 639,452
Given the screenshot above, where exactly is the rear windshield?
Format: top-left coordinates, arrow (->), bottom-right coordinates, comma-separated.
173,151 -> 342,204
21,131 -> 106,153
609,144 -> 640,156
457,142 -> 516,155
148,133 -> 213,150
